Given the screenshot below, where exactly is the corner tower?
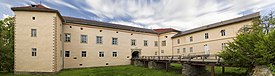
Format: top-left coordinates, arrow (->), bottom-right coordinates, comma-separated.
12,4 -> 64,73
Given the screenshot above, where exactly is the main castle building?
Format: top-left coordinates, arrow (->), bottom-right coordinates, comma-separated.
12,4 -> 259,73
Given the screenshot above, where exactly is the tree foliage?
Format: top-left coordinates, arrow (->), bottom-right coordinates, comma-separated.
0,17 -> 14,72
219,11 -> 275,67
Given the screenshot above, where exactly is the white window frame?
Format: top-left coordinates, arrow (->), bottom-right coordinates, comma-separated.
99,52 -> 104,57
144,40 -> 148,46
112,38 -> 118,45
32,48 -> 37,56
64,33 -> 71,42
96,36 -> 103,44
112,52 -> 117,57
82,51 -> 87,57
81,35 -> 87,43
31,29 -> 37,37
131,39 -> 136,46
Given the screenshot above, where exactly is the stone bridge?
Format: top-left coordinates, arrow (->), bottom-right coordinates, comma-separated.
131,53 -> 224,76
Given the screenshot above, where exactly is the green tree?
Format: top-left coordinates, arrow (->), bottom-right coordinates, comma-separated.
219,11 -> 275,72
0,17 -> 14,72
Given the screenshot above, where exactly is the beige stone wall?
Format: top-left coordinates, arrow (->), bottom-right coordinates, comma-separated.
158,32 -> 178,56
54,15 -> 63,71
63,23 -> 158,68
14,11 -> 57,72
172,20 -> 253,55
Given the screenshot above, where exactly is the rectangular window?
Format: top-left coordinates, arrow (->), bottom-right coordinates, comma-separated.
82,51 -> 86,57
112,52 -> 117,57
65,51 -> 70,57
112,38 -> 118,45
177,39 -> 180,44
183,48 -> 186,53
155,51 -> 157,55
31,29 -> 37,37
177,49 -> 180,53
161,50 -> 164,53
221,43 -> 226,50
205,33 -> 209,39
190,47 -> 193,52
64,33 -> 71,42
190,36 -> 193,42
81,35 -> 87,43
221,30 -> 226,36
99,52 -> 104,57
154,41 -> 158,47
144,40 -> 148,46
96,36 -> 103,44
32,48 -> 37,56
162,41 -> 166,46
131,39 -> 136,46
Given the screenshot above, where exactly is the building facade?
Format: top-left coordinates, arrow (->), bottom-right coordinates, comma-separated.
12,5 -> 259,73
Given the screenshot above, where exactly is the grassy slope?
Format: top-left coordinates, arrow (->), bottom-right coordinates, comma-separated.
0,65 -> 181,76
0,64 -> 249,76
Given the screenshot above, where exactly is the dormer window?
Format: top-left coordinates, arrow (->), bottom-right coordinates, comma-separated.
31,5 -> 37,8
32,17 -> 35,20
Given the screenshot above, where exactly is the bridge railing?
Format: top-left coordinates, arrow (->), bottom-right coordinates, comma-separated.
139,54 -> 222,63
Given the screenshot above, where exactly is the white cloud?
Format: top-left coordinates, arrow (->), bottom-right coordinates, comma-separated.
80,0 -> 275,30
110,21 -> 144,28
3,14 -> 9,18
45,0 -> 78,10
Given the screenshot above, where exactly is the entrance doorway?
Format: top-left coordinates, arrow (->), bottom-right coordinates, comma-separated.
132,51 -> 139,59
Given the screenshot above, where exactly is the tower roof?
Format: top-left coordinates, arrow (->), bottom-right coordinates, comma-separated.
11,4 -> 64,22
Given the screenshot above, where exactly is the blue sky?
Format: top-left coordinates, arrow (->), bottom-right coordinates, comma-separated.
1,0 -> 275,31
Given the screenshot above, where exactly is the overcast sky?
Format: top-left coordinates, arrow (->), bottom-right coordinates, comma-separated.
1,0 -> 275,31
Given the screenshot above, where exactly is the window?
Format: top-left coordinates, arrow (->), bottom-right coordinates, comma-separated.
177,49 -> 180,53
99,52 -> 104,57
221,30 -> 226,36
155,51 -> 157,55
112,38 -> 118,45
205,33 -> 209,39
190,36 -> 193,42
112,52 -> 117,57
65,51 -> 70,57
221,43 -> 226,50
32,48 -> 37,56
177,39 -> 180,44
65,33 -> 71,42
162,41 -> 166,46
190,47 -> 193,52
96,36 -> 102,44
131,39 -> 136,46
161,50 -> 164,53
144,40 -> 148,46
31,29 -> 37,37
183,48 -> 186,53
81,35 -> 87,43
154,41 -> 158,47
80,28 -> 83,30
82,51 -> 86,57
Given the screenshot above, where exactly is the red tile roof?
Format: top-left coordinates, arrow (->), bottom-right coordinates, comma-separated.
11,4 -> 64,22
153,28 -> 180,34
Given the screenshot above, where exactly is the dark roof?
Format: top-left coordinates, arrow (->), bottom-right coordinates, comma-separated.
11,4 -> 64,22
63,16 -> 158,34
172,12 -> 260,38
153,28 -> 180,34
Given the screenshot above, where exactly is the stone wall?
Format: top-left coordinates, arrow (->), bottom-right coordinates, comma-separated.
182,64 -> 210,76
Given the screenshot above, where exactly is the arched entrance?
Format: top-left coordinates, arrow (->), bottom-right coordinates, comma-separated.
132,51 -> 140,59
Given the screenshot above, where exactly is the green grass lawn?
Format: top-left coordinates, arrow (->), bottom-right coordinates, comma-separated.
0,64 -> 248,76
0,65 -> 181,76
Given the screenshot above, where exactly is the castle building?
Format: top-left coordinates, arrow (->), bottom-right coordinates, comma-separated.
12,4 -> 259,73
